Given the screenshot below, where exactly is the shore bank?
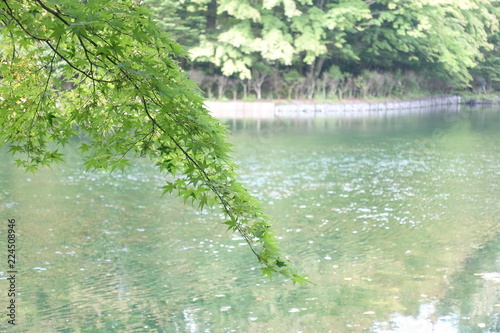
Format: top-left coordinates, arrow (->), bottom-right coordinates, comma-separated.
206,95 -> 462,119
463,96 -> 500,106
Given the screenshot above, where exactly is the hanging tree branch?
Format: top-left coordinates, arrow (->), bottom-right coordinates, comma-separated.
0,0 -> 312,284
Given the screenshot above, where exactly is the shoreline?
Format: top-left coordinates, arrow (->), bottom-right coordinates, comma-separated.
205,95 -> 464,119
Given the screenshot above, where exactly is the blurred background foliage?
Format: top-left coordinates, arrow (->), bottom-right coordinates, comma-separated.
143,0 -> 500,100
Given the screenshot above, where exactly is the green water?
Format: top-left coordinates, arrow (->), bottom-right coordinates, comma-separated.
0,107 -> 499,332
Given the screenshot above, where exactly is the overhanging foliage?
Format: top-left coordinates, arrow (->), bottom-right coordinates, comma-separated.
0,0 -> 310,284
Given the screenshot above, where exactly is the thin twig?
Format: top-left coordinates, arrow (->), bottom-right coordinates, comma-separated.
34,0 -> 70,25
44,40 -> 118,83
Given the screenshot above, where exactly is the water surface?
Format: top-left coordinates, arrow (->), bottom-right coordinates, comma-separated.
0,107 -> 499,332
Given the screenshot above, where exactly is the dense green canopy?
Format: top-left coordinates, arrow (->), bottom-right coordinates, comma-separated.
145,0 -> 500,99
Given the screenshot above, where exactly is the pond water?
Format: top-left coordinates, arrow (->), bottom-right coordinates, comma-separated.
0,106 -> 499,332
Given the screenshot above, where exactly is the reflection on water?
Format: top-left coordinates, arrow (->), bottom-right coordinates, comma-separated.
0,107 -> 499,332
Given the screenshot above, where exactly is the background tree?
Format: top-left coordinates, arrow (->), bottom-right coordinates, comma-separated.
144,0 -> 499,100
0,0 -> 310,284
353,0 -> 498,87
470,1 -> 500,91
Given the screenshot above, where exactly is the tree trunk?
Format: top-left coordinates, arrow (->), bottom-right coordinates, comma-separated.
206,0 -> 217,33
305,58 -> 326,100
328,78 -> 340,99
250,71 -> 268,100
256,87 -> 262,100
228,79 -> 239,100
241,79 -> 249,99
216,75 -> 229,100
